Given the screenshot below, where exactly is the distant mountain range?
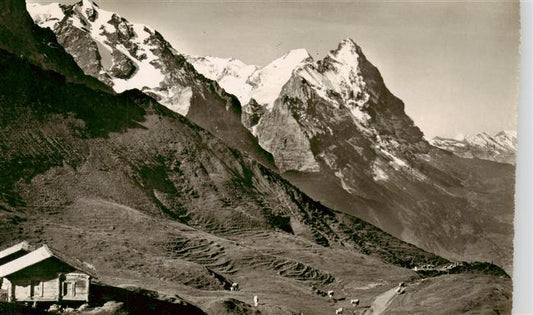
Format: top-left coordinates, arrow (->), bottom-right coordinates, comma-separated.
430,130 -> 517,165
28,0 -> 515,276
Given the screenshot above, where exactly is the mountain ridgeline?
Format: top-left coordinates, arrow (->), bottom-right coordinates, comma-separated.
430,131 -> 517,165
0,1 -> 514,313
26,0 -> 275,169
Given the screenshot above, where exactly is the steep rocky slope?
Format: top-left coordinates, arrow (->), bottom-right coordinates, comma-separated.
1,0 -> 107,91
26,0 -> 275,168
0,1 -> 512,314
430,130 -> 517,164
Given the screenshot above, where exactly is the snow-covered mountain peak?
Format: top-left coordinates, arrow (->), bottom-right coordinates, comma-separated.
495,130 -> 517,139
26,2 -> 65,30
187,55 -> 257,82
186,55 -> 258,105
454,133 -> 466,141
294,39 -> 369,119
465,132 -> 497,146
246,48 -> 312,110
275,48 -> 312,65
28,1 -> 195,115
328,38 -> 361,64
430,130 -> 517,164
187,47 -> 311,110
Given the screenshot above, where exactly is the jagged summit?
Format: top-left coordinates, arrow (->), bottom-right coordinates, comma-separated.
328,38 -> 363,63
76,0 -> 101,23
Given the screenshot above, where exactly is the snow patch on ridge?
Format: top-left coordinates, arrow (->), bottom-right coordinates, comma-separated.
371,162 -> 389,181
110,43 -> 165,93
158,86 -> 193,116
334,170 -> 356,193
27,3 -> 65,30
187,56 -> 257,105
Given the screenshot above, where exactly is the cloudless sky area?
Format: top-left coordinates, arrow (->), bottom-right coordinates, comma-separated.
30,0 -> 520,139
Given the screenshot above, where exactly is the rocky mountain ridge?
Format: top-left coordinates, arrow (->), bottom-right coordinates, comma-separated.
430,130 -> 517,164
27,0 -> 275,169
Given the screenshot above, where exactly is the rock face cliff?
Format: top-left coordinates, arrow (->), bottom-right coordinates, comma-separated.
431,130 -> 517,165
256,39 -> 428,173
27,0 -> 275,168
28,1 -> 515,274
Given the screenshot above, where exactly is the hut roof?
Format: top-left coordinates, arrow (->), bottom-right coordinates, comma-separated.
0,245 -> 97,278
0,241 -> 31,260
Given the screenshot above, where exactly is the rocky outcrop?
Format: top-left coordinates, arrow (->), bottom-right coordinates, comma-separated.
109,49 -> 136,79
255,96 -> 320,173
241,98 -> 264,130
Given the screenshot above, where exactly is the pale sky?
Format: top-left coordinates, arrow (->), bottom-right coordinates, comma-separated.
30,0 -> 520,139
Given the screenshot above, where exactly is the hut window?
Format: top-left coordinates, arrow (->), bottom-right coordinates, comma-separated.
31,281 -> 43,297
62,282 -> 76,297
62,282 -> 68,296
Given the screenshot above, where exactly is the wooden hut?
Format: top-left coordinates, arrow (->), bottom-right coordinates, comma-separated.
0,242 -> 34,301
0,244 -> 96,303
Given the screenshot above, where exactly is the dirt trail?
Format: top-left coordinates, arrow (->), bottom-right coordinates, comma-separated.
365,287 -> 399,315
